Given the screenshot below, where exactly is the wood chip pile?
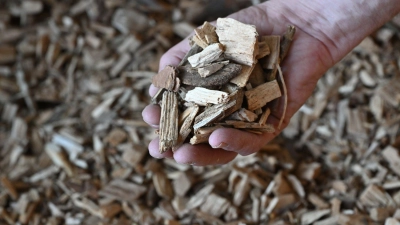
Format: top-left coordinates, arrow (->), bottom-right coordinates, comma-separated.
0,0 -> 400,224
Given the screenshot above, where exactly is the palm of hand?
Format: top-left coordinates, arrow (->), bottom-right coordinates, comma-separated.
142,2 -> 335,166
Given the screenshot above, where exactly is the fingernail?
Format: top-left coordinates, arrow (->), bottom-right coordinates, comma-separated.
212,142 -> 229,149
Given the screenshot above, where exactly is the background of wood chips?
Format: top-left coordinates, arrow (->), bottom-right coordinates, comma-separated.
1,0 -> 400,224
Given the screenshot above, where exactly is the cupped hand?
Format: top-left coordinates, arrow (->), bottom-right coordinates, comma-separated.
142,1 -> 347,166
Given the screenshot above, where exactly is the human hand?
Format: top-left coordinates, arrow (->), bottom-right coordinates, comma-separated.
142,0 -> 400,166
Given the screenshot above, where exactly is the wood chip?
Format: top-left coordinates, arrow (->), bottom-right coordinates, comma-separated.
159,91 -> 179,152
188,43 -> 224,67
185,87 -> 229,106
382,146 -> 400,176
301,209 -> 331,225
152,66 -> 180,92
245,80 -> 282,111
216,18 -> 258,66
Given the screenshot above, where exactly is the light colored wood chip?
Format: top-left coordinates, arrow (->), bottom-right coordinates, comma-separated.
385,218 -> 400,225
382,146 -> 400,176
359,184 -> 391,207
188,43 -> 224,67
153,171 -> 174,200
193,100 -> 236,130
187,184 -> 214,210
192,21 -> 218,48
230,64 -> 256,88
301,209 -> 331,225
200,193 -> 230,217
216,18 -> 258,66
308,193 -> 329,209
174,105 -> 199,151
45,143 -> 74,176
98,179 -> 146,202
185,87 -> 229,106
228,108 -> 258,122
172,172 -> 192,197
159,91 -> 179,152
245,80 -> 281,111
287,174 -> 305,198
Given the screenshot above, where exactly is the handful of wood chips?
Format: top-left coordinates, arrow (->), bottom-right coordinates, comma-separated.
152,18 -> 295,153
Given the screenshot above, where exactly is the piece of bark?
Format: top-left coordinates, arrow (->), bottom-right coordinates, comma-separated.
245,80 -> 282,111
228,108 -> 258,122
216,18 -> 258,66
179,63 -> 242,87
198,61 -> 229,77
159,91 -> 179,152
173,105 -> 199,150
188,43 -> 224,67
260,36 -> 280,70
152,66 -> 180,92
185,87 -> 229,106
280,25 -> 296,62
382,146 -> 400,176
229,64 -> 256,88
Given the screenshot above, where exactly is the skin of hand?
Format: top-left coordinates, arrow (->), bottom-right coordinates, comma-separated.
142,0 -> 400,166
